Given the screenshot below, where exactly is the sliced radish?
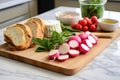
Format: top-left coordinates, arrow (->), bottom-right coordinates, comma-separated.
68,40 -> 79,49
49,50 -> 60,60
90,34 -> 98,42
85,31 -> 98,41
79,43 -> 90,54
85,31 -> 91,35
59,43 -> 70,54
78,33 -> 88,41
68,49 -> 80,57
68,36 -> 82,44
88,35 -> 97,45
82,39 -> 93,48
57,54 -> 69,61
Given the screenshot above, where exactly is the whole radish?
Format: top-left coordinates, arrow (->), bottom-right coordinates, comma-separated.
59,43 -> 70,54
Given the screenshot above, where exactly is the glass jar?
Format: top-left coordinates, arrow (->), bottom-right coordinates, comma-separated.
79,0 -> 107,18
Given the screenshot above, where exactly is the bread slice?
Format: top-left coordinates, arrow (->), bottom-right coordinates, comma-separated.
25,21 -> 44,39
16,24 -> 33,48
4,26 -> 27,50
27,18 -> 46,34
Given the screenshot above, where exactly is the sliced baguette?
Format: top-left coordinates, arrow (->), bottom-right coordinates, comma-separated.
4,26 -> 27,50
16,24 -> 33,48
25,21 -> 44,39
27,18 -> 46,33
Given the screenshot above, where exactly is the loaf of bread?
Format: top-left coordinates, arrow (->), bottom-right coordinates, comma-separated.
3,17 -> 45,50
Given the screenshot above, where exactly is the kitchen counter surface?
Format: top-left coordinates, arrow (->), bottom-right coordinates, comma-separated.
0,6 -> 120,80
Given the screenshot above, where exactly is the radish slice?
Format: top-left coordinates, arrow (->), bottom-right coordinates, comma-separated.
57,54 -> 69,61
68,36 -> 82,44
68,49 -> 80,57
59,43 -> 70,54
79,43 -> 90,54
78,33 -> 88,41
88,35 -> 97,45
82,39 -> 93,48
49,50 -> 60,60
68,40 -> 79,49
85,31 -> 91,35
90,34 -> 98,42
85,31 -> 98,41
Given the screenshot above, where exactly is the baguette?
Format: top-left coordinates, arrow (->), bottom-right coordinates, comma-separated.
27,18 -> 46,33
16,24 -> 33,48
25,20 -> 44,39
4,26 -> 27,50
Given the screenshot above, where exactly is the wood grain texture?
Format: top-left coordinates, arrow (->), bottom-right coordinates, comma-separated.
0,28 -> 120,75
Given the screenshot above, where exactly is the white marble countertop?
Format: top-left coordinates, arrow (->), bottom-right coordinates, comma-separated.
0,6 -> 120,80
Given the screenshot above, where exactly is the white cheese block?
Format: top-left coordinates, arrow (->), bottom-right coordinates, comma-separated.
45,20 -> 62,37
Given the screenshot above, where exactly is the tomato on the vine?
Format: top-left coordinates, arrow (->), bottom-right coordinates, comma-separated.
71,22 -> 77,29
84,17 -> 92,26
78,19 -> 87,26
91,16 -> 98,23
82,26 -> 88,31
89,24 -> 97,32
76,24 -> 82,30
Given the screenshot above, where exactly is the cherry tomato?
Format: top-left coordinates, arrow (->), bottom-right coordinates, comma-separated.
89,24 -> 97,32
78,19 -> 87,26
82,26 -> 88,31
76,24 -> 82,30
71,22 -> 77,29
84,17 -> 92,26
91,16 -> 98,23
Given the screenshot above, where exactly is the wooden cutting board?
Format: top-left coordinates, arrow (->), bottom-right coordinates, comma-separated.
0,28 -> 120,75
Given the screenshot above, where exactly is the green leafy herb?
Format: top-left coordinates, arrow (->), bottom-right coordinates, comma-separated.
32,31 -> 74,52
61,23 -> 81,32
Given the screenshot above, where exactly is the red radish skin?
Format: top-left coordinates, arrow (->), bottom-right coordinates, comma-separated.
90,34 -> 98,42
88,35 -> 97,45
57,54 -> 69,61
68,40 -> 79,49
79,43 -> 90,54
68,36 -> 82,44
59,43 -> 70,54
49,50 -> 60,60
78,33 -> 88,41
85,31 -> 98,41
68,49 -> 80,57
82,39 -> 93,48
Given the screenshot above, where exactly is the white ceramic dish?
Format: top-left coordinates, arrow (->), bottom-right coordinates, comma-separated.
98,18 -> 119,32
55,11 -> 80,25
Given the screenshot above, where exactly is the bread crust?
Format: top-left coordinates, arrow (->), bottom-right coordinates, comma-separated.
25,21 -> 44,39
16,24 -> 33,48
27,18 -> 46,34
4,26 -> 27,50
3,17 -> 45,51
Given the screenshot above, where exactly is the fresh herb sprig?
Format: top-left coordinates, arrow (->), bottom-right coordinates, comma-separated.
32,31 -> 74,52
61,23 -> 81,32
